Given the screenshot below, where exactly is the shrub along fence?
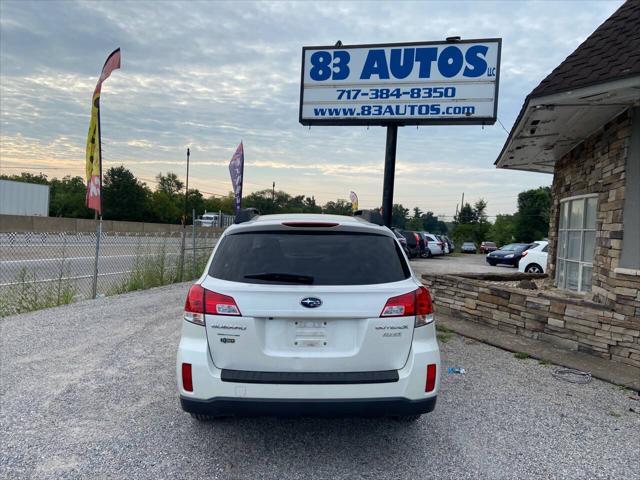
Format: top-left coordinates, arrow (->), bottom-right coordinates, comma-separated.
0,214 -> 224,317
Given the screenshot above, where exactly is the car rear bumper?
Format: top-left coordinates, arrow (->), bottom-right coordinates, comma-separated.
180,395 -> 437,417
486,257 -> 517,266
177,321 -> 440,411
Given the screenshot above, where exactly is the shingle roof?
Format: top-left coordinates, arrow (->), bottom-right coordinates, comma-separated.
530,0 -> 640,98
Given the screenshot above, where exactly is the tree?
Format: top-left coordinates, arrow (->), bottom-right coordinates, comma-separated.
451,198 -> 490,247
49,176 -> 93,218
156,172 -> 184,195
103,166 -> 150,221
391,204 -> 409,229
490,214 -> 516,246
322,199 -> 352,215
421,211 -> 448,234
203,194 -> 235,215
0,172 -> 49,185
514,187 -> 551,242
456,203 -> 476,224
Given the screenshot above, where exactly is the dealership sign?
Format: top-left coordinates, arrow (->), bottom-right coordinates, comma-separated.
299,39 -> 501,126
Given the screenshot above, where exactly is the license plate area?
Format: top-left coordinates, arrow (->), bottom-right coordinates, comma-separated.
294,319 -> 327,348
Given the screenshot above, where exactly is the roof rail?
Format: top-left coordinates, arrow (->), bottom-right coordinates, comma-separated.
234,208 -> 260,224
353,209 -> 384,226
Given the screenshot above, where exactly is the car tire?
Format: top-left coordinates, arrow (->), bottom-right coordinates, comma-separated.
525,264 -> 543,273
394,414 -> 422,422
488,261 -> 497,266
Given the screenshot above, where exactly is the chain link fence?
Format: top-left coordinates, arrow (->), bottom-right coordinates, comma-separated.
0,223 -> 224,317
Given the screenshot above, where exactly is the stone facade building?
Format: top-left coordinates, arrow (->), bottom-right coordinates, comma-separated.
485,0 -> 640,368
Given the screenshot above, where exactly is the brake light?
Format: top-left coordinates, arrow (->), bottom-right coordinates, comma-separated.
415,286 -> 434,327
206,290 -> 241,316
521,251 -> 528,258
381,291 -> 415,317
380,286 -> 434,327
184,285 -> 241,325
282,222 -> 339,227
184,284 -> 205,325
182,363 -> 193,392
425,364 -> 437,392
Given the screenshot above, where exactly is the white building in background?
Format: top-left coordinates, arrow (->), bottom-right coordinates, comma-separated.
0,180 -> 50,216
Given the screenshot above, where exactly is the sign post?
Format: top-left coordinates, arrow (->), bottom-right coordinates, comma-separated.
299,38 -> 501,226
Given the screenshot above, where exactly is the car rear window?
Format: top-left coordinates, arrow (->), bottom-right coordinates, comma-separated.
209,231 -> 410,285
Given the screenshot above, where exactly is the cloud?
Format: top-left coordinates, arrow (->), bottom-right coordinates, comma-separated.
0,0 -> 623,214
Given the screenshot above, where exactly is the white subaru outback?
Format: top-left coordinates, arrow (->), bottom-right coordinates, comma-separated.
176,211 -> 440,420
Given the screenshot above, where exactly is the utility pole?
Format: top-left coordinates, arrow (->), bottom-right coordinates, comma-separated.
272,181 -> 275,206
183,147 -> 190,225
381,124 -> 398,227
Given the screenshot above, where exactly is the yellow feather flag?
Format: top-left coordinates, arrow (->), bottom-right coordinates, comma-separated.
85,93 -> 101,211
85,48 -> 121,214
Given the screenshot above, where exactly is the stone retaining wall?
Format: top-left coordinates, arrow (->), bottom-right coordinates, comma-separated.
422,273 -> 640,369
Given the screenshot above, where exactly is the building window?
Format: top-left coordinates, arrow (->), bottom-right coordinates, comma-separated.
556,195 -> 597,292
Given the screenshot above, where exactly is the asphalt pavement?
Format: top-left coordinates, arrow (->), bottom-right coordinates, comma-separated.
1,282 -> 638,479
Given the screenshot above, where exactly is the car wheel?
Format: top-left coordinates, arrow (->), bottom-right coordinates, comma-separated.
394,414 -> 422,422
488,261 -> 496,266
525,264 -> 543,273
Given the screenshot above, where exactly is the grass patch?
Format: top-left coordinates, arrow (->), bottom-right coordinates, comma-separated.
0,265 -> 76,317
436,324 -> 454,343
538,359 -> 551,366
437,333 -> 452,343
110,242 -> 210,296
110,243 -> 180,295
513,352 -> 530,360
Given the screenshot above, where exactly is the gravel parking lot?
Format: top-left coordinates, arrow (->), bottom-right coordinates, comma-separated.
1,283 -> 639,479
410,252 -> 501,276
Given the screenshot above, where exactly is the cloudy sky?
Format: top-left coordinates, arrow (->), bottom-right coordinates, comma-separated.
0,0 -> 623,218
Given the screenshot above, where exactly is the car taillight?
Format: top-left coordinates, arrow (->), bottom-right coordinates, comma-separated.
521,251 -> 528,258
182,363 -> 193,392
380,286 -> 434,327
206,290 -> 241,316
184,284 -> 241,325
184,284 -> 206,325
425,364 -> 437,392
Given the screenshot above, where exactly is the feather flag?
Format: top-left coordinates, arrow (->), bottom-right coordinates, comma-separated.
349,191 -> 359,212
85,48 -> 121,214
228,142 -> 245,215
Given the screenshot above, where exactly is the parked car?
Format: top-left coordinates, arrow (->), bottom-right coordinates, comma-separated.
518,241 -> 548,273
442,235 -> 454,252
392,229 -> 411,258
461,242 -> 477,253
395,229 -> 421,258
196,212 -> 221,227
486,243 -> 533,267
177,212 -> 440,420
479,241 -> 498,254
421,233 -> 444,257
435,235 -> 450,254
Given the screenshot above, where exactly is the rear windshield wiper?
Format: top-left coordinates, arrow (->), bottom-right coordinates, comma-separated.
244,272 -> 314,284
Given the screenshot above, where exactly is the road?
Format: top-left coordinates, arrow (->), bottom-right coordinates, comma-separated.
1,283 -> 638,479
0,233 -> 215,300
